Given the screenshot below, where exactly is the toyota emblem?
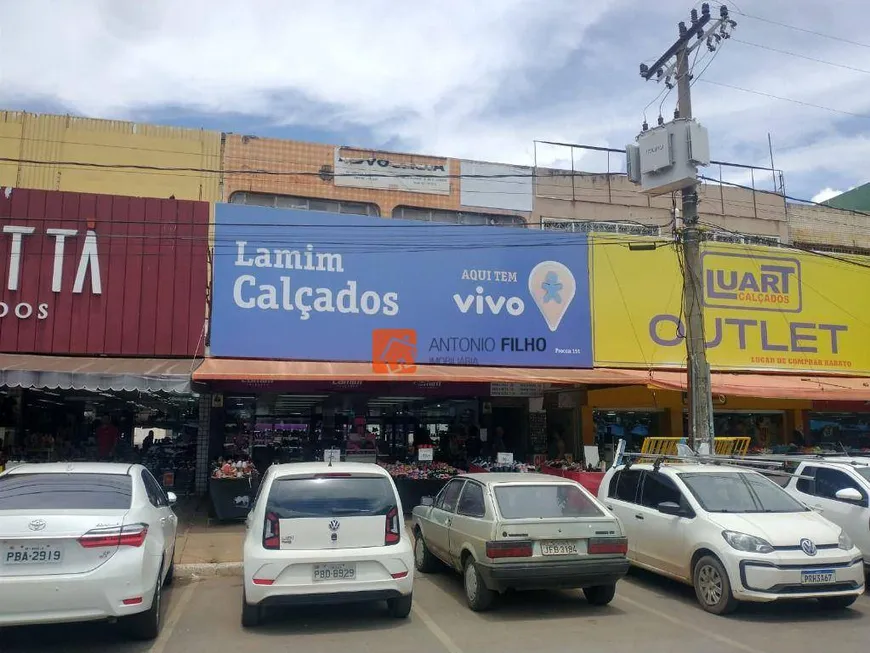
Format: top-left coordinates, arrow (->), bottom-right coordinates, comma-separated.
800,538 -> 817,556
328,519 -> 340,532
28,519 -> 46,532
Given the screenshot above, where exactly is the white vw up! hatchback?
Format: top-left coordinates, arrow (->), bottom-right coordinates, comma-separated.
241,462 -> 414,627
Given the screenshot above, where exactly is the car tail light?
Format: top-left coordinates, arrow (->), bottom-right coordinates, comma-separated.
122,597 -> 143,606
385,507 -> 400,545
252,578 -> 274,586
263,512 -> 280,550
588,537 -> 628,555
314,473 -> 353,479
79,523 -> 148,548
486,540 -> 533,559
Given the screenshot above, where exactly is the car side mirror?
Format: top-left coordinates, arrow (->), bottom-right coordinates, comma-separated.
657,501 -> 682,516
835,487 -> 864,503
166,491 -> 178,506
421,496 -> 434,507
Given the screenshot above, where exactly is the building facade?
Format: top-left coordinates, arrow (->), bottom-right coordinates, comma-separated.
2,109 -> 869,471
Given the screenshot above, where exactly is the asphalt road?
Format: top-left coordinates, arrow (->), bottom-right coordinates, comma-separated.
3,569 -> 869,653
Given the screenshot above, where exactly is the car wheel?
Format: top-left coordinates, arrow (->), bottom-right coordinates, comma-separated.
414,532 -> 437,573
818,595 -> 858,610
693,555 -> 738,615
583,584 -> 616,606
463,558 -> 494,612
387,593 -> 413,618
241,590 -> 261,628
126,573 -> 162,640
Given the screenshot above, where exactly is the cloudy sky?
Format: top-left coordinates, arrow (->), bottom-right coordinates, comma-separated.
1,0 -> 867,202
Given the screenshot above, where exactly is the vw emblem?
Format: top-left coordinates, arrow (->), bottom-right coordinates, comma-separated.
28,519 -> 46,532
328,519 -> 340,532
800,538 -> 817,556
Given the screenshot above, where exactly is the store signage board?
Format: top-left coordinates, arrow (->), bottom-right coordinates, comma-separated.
592,235 -> 870,374
490,383 -> 549,397
211,205 -> 593,368
333,148 -> 450,195
0,188 -> 209,356
496,452 -> 514,465
417,447 -> 434,462
323,449 -> 341,463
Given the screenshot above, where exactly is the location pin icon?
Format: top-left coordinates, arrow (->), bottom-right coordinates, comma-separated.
528,261 -> 576,332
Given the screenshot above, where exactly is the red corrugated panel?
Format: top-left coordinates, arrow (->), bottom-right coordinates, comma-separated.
0,187 -> 208,357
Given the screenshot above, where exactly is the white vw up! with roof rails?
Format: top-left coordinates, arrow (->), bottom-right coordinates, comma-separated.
241,462 -> 414,627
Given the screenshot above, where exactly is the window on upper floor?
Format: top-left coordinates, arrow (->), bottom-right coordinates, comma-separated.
541,218 -> 661,236
229,191 -> 380,217
392,205 -> 525,226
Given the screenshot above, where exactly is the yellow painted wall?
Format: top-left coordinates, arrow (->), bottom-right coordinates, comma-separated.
0,111 -> 221,202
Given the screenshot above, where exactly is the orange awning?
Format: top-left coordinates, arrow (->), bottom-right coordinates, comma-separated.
193,358 -> 653,386
648,371 -> 870,401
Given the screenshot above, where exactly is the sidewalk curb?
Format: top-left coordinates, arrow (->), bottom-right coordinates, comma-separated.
176,562 -> 243,579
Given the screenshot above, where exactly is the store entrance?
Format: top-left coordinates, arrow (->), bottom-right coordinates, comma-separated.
682,410 -> 785,450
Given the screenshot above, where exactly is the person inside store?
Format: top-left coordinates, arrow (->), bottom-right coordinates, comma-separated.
96,415 -> 120,461
548,427 -> 568,460
491,426 -> 507,455
790,428 -> 808,449
142,429 -> 155,454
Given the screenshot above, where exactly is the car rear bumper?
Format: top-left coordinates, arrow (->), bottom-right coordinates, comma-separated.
257,588 -> 404,608
0,553 -> 162,627
476,556 -> 630,592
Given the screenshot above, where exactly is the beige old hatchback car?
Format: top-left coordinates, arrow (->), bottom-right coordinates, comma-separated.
411,473 -> 629,611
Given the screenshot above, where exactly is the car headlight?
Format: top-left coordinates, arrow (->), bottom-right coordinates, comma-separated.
838,530 -> 853,551
722,530 -> 774,554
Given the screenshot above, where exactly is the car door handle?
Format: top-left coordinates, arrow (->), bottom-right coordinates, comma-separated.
635,514 -> 644,520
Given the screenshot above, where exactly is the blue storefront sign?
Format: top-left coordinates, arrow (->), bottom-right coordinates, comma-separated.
210,204 -> 593,368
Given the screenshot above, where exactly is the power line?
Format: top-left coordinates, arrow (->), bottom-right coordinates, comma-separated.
728,7 -> 870,50
697,79 -> 870,118
732,38 -> 870,75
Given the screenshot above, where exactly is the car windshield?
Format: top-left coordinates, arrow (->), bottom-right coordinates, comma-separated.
679,472 -> 807,513
0,473 -> 132,510
494,484 -> 604,519
265,475 -> 396,518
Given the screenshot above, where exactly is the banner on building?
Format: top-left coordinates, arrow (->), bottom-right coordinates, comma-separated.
0,188 -> 209,356
210,205 -> 592,368
333,148 -> 450,195
591,235 -> 870,375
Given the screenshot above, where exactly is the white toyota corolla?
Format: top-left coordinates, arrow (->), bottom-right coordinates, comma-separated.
598,462 -> 865,614
0,462 -> 178,640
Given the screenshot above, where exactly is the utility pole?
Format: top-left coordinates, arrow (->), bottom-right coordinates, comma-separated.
635,3 -> 737,453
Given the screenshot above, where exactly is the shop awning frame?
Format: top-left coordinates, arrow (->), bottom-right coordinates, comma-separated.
647,370 -> 870,402
0,354 -> 202,394
193,358 -> 870,401
192,358 -> 654,386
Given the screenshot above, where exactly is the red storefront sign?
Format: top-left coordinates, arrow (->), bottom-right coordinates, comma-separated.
0,188 -> 208,356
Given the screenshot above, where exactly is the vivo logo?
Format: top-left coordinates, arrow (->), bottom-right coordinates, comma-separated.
453,286 -> 525,316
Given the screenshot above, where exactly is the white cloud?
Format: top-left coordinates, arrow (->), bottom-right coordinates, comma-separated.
0,0 -> 869,199
812,186 -> 857,203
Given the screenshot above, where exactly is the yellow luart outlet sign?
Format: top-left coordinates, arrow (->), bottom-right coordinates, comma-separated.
591,236 -> 870,375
